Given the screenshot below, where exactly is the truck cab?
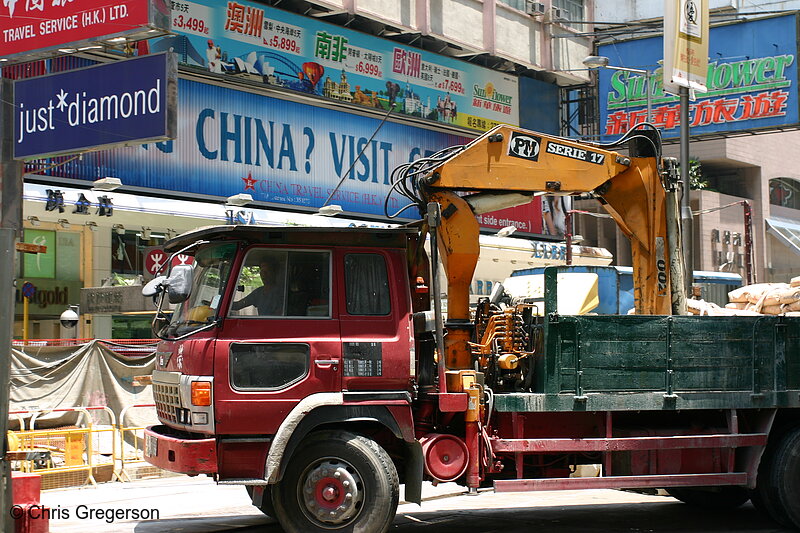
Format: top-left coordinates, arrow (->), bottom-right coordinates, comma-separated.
145,226 -> 425,524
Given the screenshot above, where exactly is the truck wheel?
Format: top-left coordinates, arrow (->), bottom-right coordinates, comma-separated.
246,485 -> 275,517
751,435 -> 792,527
771,427 -> 800,529
272,430 -> 399,533
666,486 -> 749,508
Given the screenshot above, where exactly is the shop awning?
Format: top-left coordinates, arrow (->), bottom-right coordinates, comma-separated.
766,217 -> 800,257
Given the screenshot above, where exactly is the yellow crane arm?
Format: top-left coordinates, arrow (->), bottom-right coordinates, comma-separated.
419,125 -> 678,371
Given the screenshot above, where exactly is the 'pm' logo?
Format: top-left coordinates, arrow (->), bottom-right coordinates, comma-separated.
507,132 -> 541,161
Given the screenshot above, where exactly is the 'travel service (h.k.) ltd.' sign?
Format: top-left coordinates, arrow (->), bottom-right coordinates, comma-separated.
1,0 -> 170,62
13,52 -> 177,160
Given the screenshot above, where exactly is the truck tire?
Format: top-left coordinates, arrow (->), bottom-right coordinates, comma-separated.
272,430 -> 399,533
666,486 -> 749,508
771,427 -> 800,529
750,434 -> 792,527
246,485 -> 275,517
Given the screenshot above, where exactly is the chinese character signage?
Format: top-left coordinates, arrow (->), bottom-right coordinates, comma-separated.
598,14 -> 798,140
14,52 -> 177,160
28,77 -> 542,235
45,188 -> 114,217
664,0 -> 709,93
152,0 -> 518,131
0,0 -> 170,62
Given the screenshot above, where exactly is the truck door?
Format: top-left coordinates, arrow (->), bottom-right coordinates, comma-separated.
215,247 -> 340,435
337,248 -> 414,392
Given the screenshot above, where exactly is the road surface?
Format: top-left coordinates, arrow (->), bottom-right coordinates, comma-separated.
36,475 -> 794,532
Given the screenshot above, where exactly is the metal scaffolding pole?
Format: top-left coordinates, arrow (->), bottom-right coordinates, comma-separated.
1,76 -> 23,533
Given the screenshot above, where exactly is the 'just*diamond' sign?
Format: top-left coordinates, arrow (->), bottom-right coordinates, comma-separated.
14,52 -> 177,160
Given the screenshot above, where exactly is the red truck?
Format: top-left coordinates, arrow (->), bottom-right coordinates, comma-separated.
143,125 -> 800,533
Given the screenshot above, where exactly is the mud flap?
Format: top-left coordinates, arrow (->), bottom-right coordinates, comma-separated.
250,485 -> 265,507
404,440 -> 423,504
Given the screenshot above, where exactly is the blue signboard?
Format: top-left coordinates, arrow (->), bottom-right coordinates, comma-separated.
597,14 -> 799,141
33,77 -> 472,218
149,0 -> 518,132
14,52 -> 177,159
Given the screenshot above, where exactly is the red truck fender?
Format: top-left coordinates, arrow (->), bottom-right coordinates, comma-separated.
264,392 -> 423,504
266,392 -> 345,483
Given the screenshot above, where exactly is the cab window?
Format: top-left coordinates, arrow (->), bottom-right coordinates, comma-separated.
228,249 -> 330,318
344,253 -> 390,315
230,343 -> 309,390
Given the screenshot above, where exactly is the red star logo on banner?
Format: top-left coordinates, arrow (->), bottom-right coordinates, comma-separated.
241,172 -> 258,191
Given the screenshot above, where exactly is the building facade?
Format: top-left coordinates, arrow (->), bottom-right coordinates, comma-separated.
578,4 -> 800,287
7,0 -> 599,339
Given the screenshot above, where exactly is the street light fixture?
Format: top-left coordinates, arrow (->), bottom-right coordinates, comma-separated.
495,226 -> 517,238
315,205 -> 343,217
226,193 -> 253,206
92,177 -> 122,191
583,55 -> 653,123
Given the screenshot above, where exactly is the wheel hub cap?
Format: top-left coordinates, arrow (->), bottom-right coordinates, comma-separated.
301,459 -> 363,526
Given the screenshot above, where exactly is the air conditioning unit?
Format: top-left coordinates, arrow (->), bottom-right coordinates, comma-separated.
547,6 -> 566,21
525,0 -> 546,15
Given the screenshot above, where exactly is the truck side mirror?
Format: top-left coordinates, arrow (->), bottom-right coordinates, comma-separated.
142,275 -> 167,297
165,264 -> 194,304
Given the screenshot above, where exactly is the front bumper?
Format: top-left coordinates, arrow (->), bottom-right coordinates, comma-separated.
144,425 -> 217,475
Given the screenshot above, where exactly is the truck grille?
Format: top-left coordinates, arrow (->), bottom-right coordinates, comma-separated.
153,382 -> 181,424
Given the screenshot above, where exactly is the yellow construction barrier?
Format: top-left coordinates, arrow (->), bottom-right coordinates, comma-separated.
7,404 -> 157,489
117,404 -> 156,482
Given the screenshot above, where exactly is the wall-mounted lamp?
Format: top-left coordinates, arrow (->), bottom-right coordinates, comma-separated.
315,204 -> 343,216
226,193 -> 253,206
26,216 -> 41,227
58,219 -> 71,229
141,227 -> 152,240
92,177 -> 122,191
112,224 -> 125,235
85,221 -> 98,232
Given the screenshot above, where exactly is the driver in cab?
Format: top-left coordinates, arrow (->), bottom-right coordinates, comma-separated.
231,258 -> 285,316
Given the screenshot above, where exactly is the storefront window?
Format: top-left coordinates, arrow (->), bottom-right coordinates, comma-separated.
110,229 -> 165,282
112,316 -> 158,339
770,178 -> 800,210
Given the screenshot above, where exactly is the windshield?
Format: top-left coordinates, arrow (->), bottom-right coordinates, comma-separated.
166,243 -> 237,337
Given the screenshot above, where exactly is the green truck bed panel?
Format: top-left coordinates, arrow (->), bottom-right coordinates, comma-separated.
505,314 -> 800,413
